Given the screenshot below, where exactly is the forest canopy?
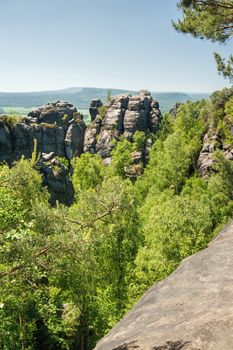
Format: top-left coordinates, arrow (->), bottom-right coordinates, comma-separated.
0,88 -> 233,349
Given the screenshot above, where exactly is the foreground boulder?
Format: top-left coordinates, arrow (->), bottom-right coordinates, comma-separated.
95,221 -> 233,350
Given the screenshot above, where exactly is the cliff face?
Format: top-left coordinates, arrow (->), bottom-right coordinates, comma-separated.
95,221 -> 233,350
0,101 -> 86,164
84,90 -> 161,160
0,101 -> 86,205
0,92 -> 162,203
1,89 -> 232,203
197,126 -> 233,177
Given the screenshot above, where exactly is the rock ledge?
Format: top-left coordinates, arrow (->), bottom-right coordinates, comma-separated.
95,221 -> 233,350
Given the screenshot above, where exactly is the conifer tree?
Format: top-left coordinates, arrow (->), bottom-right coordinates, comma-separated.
173,0 -> 233,81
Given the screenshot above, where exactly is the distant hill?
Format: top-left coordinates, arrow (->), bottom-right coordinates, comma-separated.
0,87 -> 209,113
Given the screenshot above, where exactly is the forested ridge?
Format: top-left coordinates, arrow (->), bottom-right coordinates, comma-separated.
0,87 -> 232,350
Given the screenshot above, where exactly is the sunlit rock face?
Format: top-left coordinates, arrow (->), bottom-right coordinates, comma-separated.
84,90 -> 162,160
95,221 -> 233,350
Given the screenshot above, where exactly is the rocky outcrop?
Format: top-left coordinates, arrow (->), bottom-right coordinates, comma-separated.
84,90 -> 162,160
0,93 -> 160,200
25,100 -> 77,126
95,221 -> 233,350
89,98 -> 103,122
197,129 -> 220,177
197,126 -> 233,177
40,153 -> 74,206
0,101 -> 86,164
0,101 -> 86,204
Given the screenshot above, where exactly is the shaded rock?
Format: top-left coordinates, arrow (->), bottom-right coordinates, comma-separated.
89,98 -> 103,121
169,103 -> 181,117
41,157 -> 74,206
31,124 -> 66,158
112,341 -> 140,349
0,102 -> 86,164
65,118 -> 86,159
0,121 -> 13,163
0,101 -> 86,204
83,116 -> 102,154
95,221 -> 233,350
11,123 -> 33,160
150,100 -> 162,133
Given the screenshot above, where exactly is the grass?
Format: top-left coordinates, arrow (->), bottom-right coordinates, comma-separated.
1,106 -> 36,116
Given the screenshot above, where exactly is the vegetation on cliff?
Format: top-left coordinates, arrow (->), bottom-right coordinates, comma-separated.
0,88 -> 232,349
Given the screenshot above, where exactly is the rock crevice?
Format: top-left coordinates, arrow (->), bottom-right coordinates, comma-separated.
84,90 -> 162,159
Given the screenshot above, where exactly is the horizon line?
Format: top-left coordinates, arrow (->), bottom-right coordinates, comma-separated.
0,86 -> 212,95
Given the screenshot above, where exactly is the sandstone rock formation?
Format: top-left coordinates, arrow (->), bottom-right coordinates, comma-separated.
0,101 -> 86,204
25,100 -> 77,126
84,90 -> 162,160
89,98 -> 103,122
40,153 -> 74,206
0,101 -> 86,164
197,126 -> 233,177
95,221 -> 233,350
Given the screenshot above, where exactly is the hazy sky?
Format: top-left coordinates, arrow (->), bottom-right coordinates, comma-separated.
0,0 -> 232,93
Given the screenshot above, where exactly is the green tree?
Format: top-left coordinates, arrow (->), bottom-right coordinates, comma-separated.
72,153 -> 106,195
109,138 -> 134,178
132,190 -> 213,297
136,101 -> 206,199
173,0 -> 233,81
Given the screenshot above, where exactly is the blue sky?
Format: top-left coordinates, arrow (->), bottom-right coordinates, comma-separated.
0,0 -> 232,93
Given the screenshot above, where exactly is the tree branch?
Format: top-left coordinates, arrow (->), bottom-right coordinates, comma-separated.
67,201 -> 116,229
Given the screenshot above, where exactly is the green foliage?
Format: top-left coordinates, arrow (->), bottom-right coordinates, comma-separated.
174,0 -> 233,81
40,122 -> 57,128
214,53 -> 233,83
133,190 -> 213,292
132,131 -> 147,151
0,114 -> 23,125
106,90 -> 112,103
0,90 -> 232,349
72,153 -> 106,194
109,138 -> 134,178
98,105 -> 107,120
174,0 -> 233,43
0,188 -> 25,233
57,157 -> 70,168
136,101 -> 206,198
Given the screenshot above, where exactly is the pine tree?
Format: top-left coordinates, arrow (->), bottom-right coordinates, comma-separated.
173,0 -> 233,81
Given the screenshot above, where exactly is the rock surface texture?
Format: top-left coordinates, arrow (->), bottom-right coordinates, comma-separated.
0,101 -> 86,163
84,90 -> 162,159
95,221 -> 233,350
0,101 -> 86,204
197,126 -> 233,177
